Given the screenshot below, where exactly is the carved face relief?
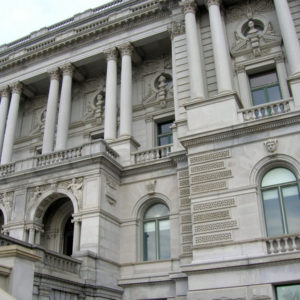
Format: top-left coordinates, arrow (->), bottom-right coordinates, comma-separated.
264,139 -> 278,153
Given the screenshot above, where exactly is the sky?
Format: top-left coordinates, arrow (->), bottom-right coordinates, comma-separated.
0,0 -> 113,46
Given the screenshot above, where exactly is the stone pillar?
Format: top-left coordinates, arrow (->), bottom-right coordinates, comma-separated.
104,48 -> 118,141
273,0 -> 300,75
236,65 -> 252,107
28,228 -> 35,244
1,82 -> 22,164
0,87 -> 10,156
180,0 -> 206,100
119,43 -> 133,138
275,56 -> 290,100
42,68 -> 60,154
207,0 -> 233,94
72,220 -> 81,253
55,64 -> 74,151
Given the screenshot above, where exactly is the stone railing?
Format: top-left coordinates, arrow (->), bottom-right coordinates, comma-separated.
36,146 -> 83,167
0,140 -> 119,178
0,163 -> 15,176
0,234 -> 81,274
240,98 -> 293,122
134,144 -> 172,164
266,234 -> 300,254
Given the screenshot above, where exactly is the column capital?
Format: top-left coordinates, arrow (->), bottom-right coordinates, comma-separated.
179,0 -> 197,15
206,0 -> 222,8
169,20 -> 185,40
104,47 -> 118,61
11,82 -> 23,95
61,63 -> 75,76
274,54 -> 285,64
0,86 -> 10,98
119,43 -> 134,57
48,68 -> 60,80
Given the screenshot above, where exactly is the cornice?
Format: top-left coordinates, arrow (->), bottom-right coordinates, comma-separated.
180,113 -> 300,147
0,0 -> 171,72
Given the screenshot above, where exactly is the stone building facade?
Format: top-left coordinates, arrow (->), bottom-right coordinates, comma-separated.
0,0 -> 299,299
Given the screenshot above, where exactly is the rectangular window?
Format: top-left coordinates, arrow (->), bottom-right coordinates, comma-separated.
157,120 -> 173,146
249,70 -> 282,106
276,284 -> 300,300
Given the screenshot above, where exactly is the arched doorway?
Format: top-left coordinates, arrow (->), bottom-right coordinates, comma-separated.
39,197 -> 74,255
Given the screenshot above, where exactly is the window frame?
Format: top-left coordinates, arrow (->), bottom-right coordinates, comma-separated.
142,202 -> 170,261
156,119 -> 174,147
260,167 -> 300,237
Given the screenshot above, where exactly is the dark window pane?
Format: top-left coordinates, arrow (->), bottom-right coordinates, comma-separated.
267,85 -> 281,102
277,284 -> 300,300
159,136 -> 170,146
262,189 -> 284,236
282,185 -> 300,234
252,89 -> 266,106
159,220 -> 170,259
159,122 -> 172,134
143,222 -> 156,261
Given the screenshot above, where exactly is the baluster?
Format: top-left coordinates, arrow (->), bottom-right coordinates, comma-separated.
269,239 -> 275,254
291,236 -> 297,251
283,237 -> 289,252
276,238 -> 282,252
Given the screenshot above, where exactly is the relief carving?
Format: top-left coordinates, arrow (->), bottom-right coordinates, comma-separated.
31,107 -> 46,135
264,138 -> 278,153
67,178 -> 83,208
85,91 -> 105,124
0,192 -> 14,221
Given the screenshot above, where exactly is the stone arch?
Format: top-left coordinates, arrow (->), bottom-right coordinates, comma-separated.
0,205 -> 8,225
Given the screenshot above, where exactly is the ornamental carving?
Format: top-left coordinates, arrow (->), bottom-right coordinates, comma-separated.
231,20 -> 281,58
0,86 -> 10,98
61,63 -> 75,76
85,91 -> 105,124
0,192 -> 13,221
119,43 -> 134,57
206,0 -> 221,8
264,138 -> 278,153
48,68 -> 60,81
11,82 -> 23,95
105,175 -> 118,206
169,20 -> 185,39
105,47 -> 118,61
146,180 -> 156,195
31,107 -> 46,135
226,0 -> 273,23
67,177 -> 83,207
179,0 -> 197,15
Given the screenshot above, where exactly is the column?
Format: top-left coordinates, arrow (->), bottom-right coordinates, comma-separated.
273,0 -> 300,75
0,86 -> 10,155
104,48 -> 118,141
236,65 -> 252,107
180,0 -> 206,100
28,228 -> 35,244
119,43 -> 133,138
42,68 -> 60,154
72,220 -> 81,253
207,0 -> 233,94
55,64 -> 74,151
1,82 -> 22,164
275,56 -> 290,99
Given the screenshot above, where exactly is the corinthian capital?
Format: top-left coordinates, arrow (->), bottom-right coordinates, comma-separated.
119,43 -> 134,57
0,86 -> 10,98
206,0 -> 221,8
104,47 -> 118,61
48,68 -> 60,81
179,0 -> 197,15
11,82 -> 23,95
61,63 -> 75,76
169,20 -> 185,39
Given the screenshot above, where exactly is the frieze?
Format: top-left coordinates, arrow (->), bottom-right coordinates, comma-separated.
194,232 -> 232,244
179,179 -> 190,187
180,197 -> 191,207
193,198 -> 235,212
190,161 -> 225,174
182,224 -> 192,233
193,209 -> 230,223
179,187 -> 190,197
178,169 -> 189,179
191,170 -> 232,184
182,234 -> 193,243
194,220 -> 238,234
191,181 -> 227,194
181,214 -> 192,224
189,150 -> 230,165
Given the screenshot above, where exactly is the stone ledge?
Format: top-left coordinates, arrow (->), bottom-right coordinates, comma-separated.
0,245 -> 41,262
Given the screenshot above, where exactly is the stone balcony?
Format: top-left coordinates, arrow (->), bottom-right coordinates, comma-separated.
265,234 -> 300,255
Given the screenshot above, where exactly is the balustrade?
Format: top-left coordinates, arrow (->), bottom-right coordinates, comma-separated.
134,144 -> 172,164
0,162 -> 15,176
266,234 -> 300,254
241,99 -> 292,121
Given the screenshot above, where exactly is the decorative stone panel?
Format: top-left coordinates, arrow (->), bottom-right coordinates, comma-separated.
191,170 -> 232,184
193,210 -> 231,223
193,198 -> 236,212
194,232 -> 232,245
181,214 -> 192,224
191,181 -> 227,194
190,161 -> 225,174
194,220 -> 238,234
189,149 -> 230,165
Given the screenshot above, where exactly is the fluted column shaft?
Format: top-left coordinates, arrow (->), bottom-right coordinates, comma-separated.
180,0 -> 205,100
42,69 -> 60,154
119,44 -> 133,138
55,64 -> 74,151
207,0 -> 233,93
273,0 -> 300,75
1,82 -> 22,164
0,87 -> 10,156
104,48 -> 118,141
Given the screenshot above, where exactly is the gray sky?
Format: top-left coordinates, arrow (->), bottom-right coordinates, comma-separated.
0,0 -> 113,46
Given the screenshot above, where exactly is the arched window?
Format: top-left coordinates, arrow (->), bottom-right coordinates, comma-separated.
143,203 -> 170,261
261,167 -> 300,236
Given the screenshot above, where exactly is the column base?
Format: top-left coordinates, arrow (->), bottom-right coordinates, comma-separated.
108,136 -> 140,166
184,92 -> 242,134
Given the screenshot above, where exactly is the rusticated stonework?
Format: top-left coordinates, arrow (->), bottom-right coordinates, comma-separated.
194,220 -> 238,234
191,170 -> 232,184
194,232 -> 232,245
190,161 -> 225,174
191,181 -> 227,194
189,149 -> 230,165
